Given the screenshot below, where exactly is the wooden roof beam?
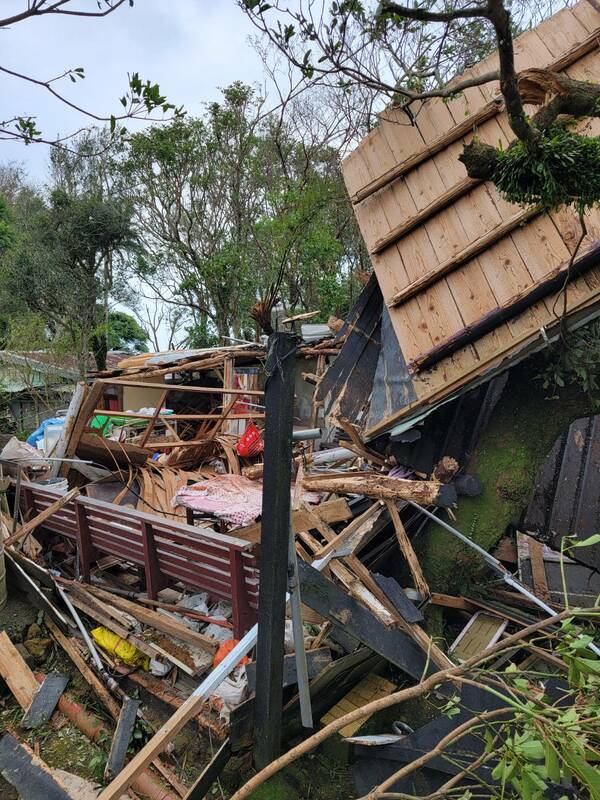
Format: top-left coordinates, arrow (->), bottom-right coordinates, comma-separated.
387,206 -> 541,307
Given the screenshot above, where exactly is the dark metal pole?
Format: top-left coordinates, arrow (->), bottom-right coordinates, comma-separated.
253,331 -> 296,769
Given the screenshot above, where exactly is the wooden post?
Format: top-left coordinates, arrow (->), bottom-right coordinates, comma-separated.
230,550 -> 255,639
75,502 -> 95,582
139,389 -> 169,448
253,332 -> 296,769
140,520 -> 166,600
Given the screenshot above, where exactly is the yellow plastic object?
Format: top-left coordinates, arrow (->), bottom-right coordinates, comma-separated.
91,627 -> 150,671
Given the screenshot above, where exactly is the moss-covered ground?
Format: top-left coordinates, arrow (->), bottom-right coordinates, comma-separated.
416,362 -> 597,596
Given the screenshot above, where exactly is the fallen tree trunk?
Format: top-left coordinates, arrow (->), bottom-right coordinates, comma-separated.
302,474 -> 456,507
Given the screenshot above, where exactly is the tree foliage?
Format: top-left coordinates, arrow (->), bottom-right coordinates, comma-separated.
119,82 -> 364,340
241,1 -> 600,213
0,176 -> 136,372
105,310 -> 149,353
0,1 -> 182,149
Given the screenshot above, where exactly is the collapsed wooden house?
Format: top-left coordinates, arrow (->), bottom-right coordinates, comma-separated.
329,0 -> 600,439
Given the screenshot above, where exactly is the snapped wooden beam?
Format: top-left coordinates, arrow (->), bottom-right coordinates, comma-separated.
233,497 -> 352,544
298,560 -> 433,681
0,733 -> 73,800
302,474 -> 456,508
184,739 -> 232,800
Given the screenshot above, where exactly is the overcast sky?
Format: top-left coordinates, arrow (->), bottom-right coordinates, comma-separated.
1,1 -> 266,183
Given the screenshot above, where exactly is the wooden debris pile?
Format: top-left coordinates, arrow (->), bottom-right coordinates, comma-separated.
1,326 -> 599,800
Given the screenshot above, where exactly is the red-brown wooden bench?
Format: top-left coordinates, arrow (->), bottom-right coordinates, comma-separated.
19,481 -> 258,638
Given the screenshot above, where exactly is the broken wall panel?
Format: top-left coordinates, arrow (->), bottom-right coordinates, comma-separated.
316,275 -> 387,422
341,0 -> 600,437
523,415 -> 600,569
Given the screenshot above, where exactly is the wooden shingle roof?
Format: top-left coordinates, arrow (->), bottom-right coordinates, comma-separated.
342,0 -> 600,438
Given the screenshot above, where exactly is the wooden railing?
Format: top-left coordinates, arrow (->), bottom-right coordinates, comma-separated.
19,481 -> 259,638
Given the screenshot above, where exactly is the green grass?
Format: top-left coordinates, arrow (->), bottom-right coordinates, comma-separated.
416,363 -> 597,596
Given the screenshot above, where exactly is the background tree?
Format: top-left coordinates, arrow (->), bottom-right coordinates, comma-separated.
119,82 -> 364,342
106,310 -> 149,353
1,185 -> 136,372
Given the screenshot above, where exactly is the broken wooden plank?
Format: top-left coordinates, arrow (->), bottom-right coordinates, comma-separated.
104,697 -> 141,781
313,502 -> 384,559
385,500 -> 430,598
98,629 -> 260,799
22,673 -> 69,729
5,487 -> 79,547
244,648 -> 332,694
82,583 -> 219,652
233,497 -> 352,545
372,575 -> 424,624
0,630 -> 38,709
297,561 -> 431,681
525,536 -> 551,603
302,475 -> 456,507
76,432 -> 149,468
0,733 -> 73,800
111,666 -> 227,740
61,589 -> 163,662
336,417 -> 387,466
297,528 -> 398,627
5,552 -> 71,629
45,616 -> 121,721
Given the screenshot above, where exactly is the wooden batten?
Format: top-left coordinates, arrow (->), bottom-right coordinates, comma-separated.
351,21 -> 600,209
387,206 -> 542,307
410,240 -> 600,372
371,177 -> 480,254
352,98 -> 503,205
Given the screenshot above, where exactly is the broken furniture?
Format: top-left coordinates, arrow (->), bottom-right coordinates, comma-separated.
18,480 -> 258,638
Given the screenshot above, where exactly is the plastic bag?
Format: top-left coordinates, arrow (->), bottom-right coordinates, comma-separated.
208,600 -> 232,620
210,666 -> 248,721
213,639 -> 250,670
179,592 -> 209,615
203,622 -> 232,644
0,437 -> 49,469
91,627 -> 150,670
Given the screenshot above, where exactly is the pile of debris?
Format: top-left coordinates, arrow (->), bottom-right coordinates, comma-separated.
0,320 -> 598,799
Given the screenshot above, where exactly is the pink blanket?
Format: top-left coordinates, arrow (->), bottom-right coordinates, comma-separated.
174,474 -> 321,527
